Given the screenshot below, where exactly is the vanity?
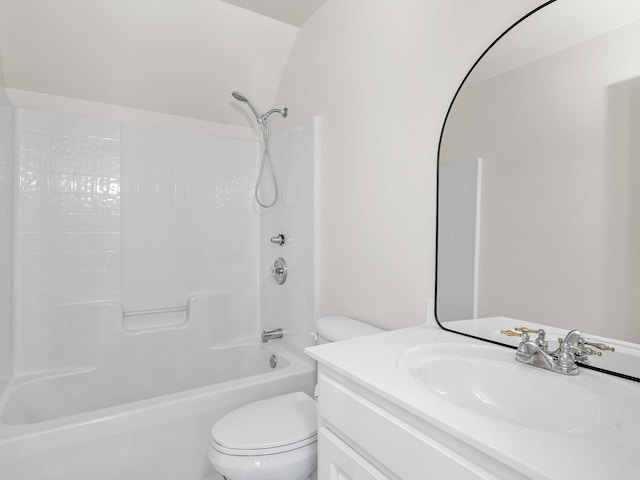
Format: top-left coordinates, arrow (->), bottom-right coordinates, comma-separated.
306,325 -> 640,479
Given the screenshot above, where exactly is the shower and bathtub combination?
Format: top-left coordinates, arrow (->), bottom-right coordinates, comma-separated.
0,96 -> 320,478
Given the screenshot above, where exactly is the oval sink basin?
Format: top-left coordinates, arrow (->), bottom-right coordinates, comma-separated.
398,343 -> 621,436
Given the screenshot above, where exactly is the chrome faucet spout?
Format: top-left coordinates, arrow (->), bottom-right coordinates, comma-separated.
262,328 -> 284,343
563,329 -> 585,346
515,340 -> 556,370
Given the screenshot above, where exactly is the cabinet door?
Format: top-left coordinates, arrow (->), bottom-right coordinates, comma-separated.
318,428 -> 389,480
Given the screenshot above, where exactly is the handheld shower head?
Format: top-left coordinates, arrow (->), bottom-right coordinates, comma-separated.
231,91 -> 261,122
231,91 -> 288,125
230,90 -> 290,209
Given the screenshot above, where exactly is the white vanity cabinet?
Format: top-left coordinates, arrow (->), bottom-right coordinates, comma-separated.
308,326 -> 640,480
316,366 -> 526,480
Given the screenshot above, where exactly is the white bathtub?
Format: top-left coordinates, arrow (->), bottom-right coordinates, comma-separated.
0,342 -> 315,479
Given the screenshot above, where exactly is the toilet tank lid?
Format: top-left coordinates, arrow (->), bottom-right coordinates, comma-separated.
315,315 -> 384,342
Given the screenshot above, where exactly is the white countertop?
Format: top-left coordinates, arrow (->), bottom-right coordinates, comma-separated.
306,325 -> 640,480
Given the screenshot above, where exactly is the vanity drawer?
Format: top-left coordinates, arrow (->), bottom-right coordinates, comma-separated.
318,374 -> 491,480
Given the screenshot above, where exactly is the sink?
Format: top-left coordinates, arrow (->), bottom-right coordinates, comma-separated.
397,343 -> 621,436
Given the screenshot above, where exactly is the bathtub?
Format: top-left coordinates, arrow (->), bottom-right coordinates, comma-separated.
0,342 -> 315,479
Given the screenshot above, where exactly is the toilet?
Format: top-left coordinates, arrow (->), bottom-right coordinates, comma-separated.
207,316 -> 383,480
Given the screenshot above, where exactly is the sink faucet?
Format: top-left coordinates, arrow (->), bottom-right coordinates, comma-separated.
560,329 -> 614,365
500,327 -> 614,375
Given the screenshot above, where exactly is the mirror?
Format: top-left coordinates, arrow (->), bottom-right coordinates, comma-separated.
436,0 -> 640,381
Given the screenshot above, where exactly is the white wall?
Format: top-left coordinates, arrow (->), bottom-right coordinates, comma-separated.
275,0 -> 545,329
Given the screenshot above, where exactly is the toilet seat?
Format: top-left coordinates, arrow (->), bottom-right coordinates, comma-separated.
210,392 -> 317,456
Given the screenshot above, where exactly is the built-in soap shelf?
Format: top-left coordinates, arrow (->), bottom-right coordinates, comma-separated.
50,292 -> 234,367
122,304 -> 190,333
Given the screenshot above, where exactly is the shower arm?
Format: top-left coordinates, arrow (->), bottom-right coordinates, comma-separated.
259,108 -> 288,124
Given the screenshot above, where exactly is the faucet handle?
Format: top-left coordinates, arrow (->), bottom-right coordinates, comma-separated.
557,338 -> 603,356
583,340 -> 615,352
514,327 -> 539,334
572,345 -> 603,357
516,327 -> 548,348
579,346 -> 603,356
501,330 -> 530,344
501,329 -> 523,337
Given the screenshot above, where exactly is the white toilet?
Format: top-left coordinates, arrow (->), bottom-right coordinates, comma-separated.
207,316 -> 383,480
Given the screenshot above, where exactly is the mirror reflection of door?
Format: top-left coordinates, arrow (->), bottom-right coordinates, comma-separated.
437,158 -> 482,322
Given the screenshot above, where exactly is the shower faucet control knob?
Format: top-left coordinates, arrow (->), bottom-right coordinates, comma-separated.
270,234 -> 286,245
272,257 -> 288,285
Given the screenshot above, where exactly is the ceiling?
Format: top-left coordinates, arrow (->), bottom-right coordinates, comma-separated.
219,0 -> 326,27
0,0 -> 324,127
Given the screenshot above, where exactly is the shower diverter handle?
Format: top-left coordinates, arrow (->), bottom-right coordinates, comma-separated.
270,234 -> 286,245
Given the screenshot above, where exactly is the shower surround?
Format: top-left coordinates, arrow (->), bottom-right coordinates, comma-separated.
0,106 -> 318,478
14,110 -> 262,372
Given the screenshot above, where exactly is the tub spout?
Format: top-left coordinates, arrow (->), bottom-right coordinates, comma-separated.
262,328 -> 284,343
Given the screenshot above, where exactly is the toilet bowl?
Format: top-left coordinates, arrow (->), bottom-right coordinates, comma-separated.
208,392 -> 317,480
208,316 -> 383,480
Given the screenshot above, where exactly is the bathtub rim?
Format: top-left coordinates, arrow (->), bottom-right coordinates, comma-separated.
1,338 -> 288,397
0,341 -> 314,441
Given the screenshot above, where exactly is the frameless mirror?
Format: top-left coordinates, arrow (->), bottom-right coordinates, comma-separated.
436,0 -> 640,381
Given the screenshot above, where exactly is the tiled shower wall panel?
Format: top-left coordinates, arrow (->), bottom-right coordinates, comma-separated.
14,109 -> 260,373
14,110 -> 122,372
120,126 -> 189,318
121,125 -> 259,340
186,133 -> 260,343
0,104 -> 14,382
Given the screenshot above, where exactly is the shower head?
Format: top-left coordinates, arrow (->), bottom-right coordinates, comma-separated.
231,91 -> 247,102
231,91 -> 288,125
231,91 -> 261,122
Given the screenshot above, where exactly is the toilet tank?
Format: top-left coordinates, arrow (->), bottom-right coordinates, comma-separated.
315,316 -> 384,344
